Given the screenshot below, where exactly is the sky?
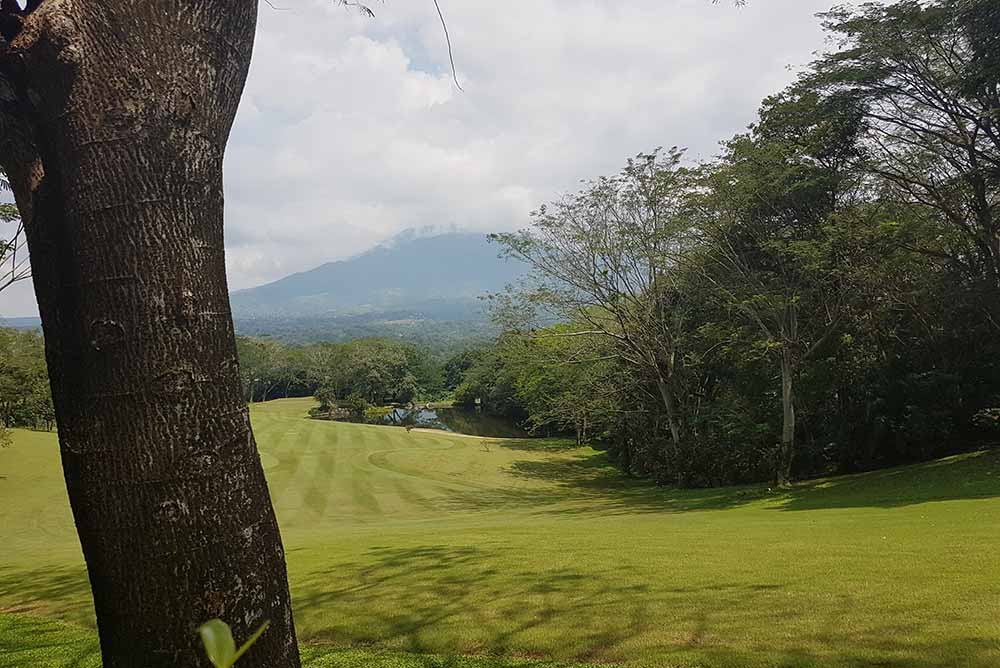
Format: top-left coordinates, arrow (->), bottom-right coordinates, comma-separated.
0,0 -> 850,317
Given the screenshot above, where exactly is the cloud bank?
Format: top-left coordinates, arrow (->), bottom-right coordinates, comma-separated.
1,0 -> 846,317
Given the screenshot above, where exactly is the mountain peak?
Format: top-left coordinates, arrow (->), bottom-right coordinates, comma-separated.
230,231 -> 521,319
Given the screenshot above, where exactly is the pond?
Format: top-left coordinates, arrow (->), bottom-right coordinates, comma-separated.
377,406 -> 530,439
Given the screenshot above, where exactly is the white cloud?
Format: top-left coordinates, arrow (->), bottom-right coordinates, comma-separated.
1,0 -> 851,317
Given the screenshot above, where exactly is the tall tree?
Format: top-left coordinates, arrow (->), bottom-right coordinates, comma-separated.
688,86 -> 861,485
812,0 -> 1000,287
493,149 -> 694,456
0,3 -> 298,667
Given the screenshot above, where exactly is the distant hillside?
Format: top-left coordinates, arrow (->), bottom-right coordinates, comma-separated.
0,316 -> 41,331
2,233 -> 523,345
230,232 -> 523,322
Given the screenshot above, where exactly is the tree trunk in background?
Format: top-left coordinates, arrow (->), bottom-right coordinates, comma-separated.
0,2 -> 300,667
655,377 -> 682,453
778,348 -> 796,488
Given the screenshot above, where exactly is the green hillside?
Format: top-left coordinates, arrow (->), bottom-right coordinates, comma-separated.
1,398 -> 999,667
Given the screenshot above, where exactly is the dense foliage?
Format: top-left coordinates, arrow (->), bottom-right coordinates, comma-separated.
0,327 -> 484,434
235,336 -> 456,407
233,313 -> 494,348
0,327 -> 53,432
454,0 -> 1000,487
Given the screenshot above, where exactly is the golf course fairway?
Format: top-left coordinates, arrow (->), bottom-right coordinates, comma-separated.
1,398 -> 998,667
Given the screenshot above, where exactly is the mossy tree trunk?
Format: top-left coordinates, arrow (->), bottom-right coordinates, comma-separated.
0,2 -> 300,666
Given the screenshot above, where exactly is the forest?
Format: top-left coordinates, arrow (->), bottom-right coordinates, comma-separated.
463,1 -> 1000,487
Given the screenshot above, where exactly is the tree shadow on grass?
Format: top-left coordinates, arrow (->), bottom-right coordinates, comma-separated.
440,448 -> 771,517
776,447 -> 1000,511
299,645 -> 620,667
291,543 -> 1000,668
291,543 -> 795,664
494,439 -> 593,453
453,443 -> 1000,517
0,564 -> 93,627
683,630 -> 1000,668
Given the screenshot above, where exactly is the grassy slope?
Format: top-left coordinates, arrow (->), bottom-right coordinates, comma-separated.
1,397 -> 999,667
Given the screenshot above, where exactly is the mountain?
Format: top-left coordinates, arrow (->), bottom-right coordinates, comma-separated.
2,233 -> 525,345
229,232 -> 524,341
0,316 -> 41,330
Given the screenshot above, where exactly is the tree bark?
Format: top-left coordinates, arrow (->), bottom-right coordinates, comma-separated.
0,2 -> 300,667
777,348 -> 796,488
655,376 -> 682,452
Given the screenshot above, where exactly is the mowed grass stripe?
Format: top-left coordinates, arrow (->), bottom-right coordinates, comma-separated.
262,403 -> 340,517
1,398 -> 999,667
254,403 -> 310,501
297,415 -> 340,519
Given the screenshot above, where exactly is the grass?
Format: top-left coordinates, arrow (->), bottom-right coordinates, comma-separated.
1,396 -> 999,667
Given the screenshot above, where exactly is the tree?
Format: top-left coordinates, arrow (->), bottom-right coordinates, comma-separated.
0,3 -> 298,667
443,347 -> 484,390
314,386 -> 337,412
812,1 -> 1000,288
453,334 -> 524,418
502,324 -> 619,444
236,336 -> 296,402
0,326 -> 52,429
492,149 -> 695,458
687,84 -> 862,486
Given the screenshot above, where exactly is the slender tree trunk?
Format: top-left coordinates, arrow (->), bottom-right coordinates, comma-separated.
778,348 -> 796,488
989,230 -> 1000,289
655,377 -> 682,452
0,3 -> 300,667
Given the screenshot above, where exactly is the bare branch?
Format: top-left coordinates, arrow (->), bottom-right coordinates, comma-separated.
432,0 -> 463,91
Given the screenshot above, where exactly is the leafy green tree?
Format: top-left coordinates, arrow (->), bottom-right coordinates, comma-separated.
314,387 -> 337,412
811,0 -> 1000,288
343,394 -> 370,420
443,348 -> 484,390
0,327 -> 51,430
453,335 -> 524,418
686,84 -> 862,485
504,324 -> 619,444
235,337 -> 291,403
493,148 -> 696,455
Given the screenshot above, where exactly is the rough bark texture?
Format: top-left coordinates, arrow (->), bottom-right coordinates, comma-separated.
0,2 -> 301,666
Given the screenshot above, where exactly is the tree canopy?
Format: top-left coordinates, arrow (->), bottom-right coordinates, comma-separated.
460,0 -> 1000,487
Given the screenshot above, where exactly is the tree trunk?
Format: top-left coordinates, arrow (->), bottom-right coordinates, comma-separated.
655,377 -> 682,452
0,3 -> 300,667
778,348 -> 796,488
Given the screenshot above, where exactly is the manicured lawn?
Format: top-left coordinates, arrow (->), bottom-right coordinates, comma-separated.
1,397 -> 999,667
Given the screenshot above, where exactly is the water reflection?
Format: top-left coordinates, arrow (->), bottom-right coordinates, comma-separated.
380,407 -> 529,439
